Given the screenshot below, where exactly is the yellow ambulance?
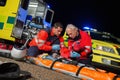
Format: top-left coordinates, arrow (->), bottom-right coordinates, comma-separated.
0,0 -> 54,41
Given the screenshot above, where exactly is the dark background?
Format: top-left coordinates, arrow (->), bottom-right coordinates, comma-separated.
45,0 -> 120,37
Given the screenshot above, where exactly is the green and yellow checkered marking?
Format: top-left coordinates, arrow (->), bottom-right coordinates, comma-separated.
0,22 -> 4,29
0,15 -> 15,29
0,15 -> 6,22
7,16 -> 15,24
0,15 -> 16,41
0,15 -> 6,29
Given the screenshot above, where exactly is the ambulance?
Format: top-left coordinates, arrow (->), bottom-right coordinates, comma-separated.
0,0 -> 54,41
0,0 -> 54,55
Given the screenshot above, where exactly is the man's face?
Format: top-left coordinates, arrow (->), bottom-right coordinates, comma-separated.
66,28 -> 77,39
53,27 -> 63,36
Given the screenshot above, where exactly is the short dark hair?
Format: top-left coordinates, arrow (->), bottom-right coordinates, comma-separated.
53,22 -> 63,28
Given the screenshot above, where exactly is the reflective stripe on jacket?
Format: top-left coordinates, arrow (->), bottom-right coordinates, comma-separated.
29,29 -> 64,51
60,30 -> 92,59
68,30 -> 92,59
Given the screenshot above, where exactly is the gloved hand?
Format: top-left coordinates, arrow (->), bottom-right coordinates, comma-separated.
70,51 -> 80,58
52,44 -> 60,50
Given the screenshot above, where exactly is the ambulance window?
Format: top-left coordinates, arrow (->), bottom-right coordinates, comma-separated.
21,0 -> 29,10
0,0 -> 6,6
45,10 -> 53,23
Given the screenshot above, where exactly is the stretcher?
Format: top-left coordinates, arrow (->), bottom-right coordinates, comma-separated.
26,54 -> 120,80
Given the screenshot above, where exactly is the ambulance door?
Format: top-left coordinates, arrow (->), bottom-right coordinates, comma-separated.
11,0 -> 29,39
0,0 -> 20,41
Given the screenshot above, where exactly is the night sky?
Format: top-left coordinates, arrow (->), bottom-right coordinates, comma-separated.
45,0 -> 119,37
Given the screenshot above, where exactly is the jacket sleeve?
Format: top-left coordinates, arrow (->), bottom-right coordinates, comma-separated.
59,36 -> 65,48
35,30 -> 52,51
72,31 -> 92,57
80,46 -> 92,57
80,31 -> 92,57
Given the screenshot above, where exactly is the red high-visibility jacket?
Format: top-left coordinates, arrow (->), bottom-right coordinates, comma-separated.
29,29 -> 64,51
61,30 -> 92,59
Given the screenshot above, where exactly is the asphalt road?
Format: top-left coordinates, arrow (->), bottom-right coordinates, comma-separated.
0,56 -> 80,80
0,56 -> 119,80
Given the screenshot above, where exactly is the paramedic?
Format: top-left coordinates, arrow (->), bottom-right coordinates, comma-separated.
61,24 -> 92,65
27,22 -> 64,57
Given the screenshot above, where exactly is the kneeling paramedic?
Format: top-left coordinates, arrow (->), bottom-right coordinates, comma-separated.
27,22 -> 65,58
61,24 -> 92,65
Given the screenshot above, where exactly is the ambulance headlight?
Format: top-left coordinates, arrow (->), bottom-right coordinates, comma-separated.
96,45 -> 115,53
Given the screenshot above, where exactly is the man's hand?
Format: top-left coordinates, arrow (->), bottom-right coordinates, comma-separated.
52,53 -> 60,58
52,44 -> 60,50
70,51 -> 80,58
